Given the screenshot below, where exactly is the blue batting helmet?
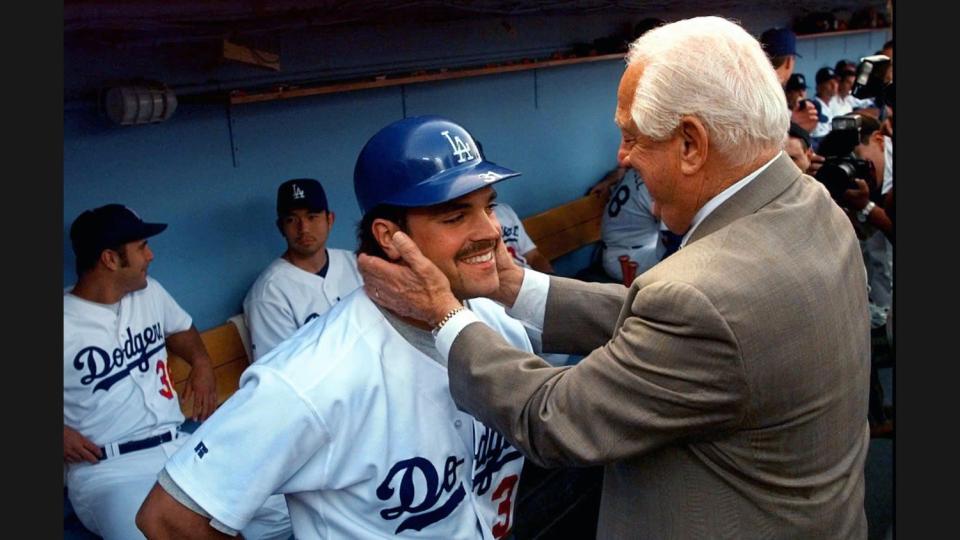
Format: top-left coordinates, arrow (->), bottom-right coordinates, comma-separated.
353,115 -> 520,214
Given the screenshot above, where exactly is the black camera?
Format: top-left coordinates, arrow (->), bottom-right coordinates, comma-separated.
852,54 -> 893,109
814,115 -> 877,202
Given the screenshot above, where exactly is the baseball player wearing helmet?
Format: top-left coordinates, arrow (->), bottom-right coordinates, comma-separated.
137,116 -> 533,539
63,204 -> 291,540
243,178 -> 362,361
600,167 -> 668,281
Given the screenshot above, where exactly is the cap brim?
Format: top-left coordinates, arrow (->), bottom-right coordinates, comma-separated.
122,222 -> 167,244
383,160 -> 521,208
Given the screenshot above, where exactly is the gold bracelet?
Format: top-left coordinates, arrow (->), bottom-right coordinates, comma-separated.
432,306 -> 466,336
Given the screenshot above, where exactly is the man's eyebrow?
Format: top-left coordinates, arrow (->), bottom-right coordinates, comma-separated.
429,200 -> 470,213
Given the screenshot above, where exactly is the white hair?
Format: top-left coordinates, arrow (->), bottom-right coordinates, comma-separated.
624,17 -> 789,167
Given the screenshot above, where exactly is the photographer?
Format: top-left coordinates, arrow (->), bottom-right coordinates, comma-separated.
786,122 -> 824,177
815,113 -> 893,437
785,74 -> 819,134
847,114 -> 893,242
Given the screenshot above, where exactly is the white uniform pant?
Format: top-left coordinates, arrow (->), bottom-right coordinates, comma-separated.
66,436 -> 291,539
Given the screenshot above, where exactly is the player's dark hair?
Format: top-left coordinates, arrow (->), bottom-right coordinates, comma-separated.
770,54 -> 790,69
856,114 -> 882,144
356,204 -> 409,260
74,242 -> 129,278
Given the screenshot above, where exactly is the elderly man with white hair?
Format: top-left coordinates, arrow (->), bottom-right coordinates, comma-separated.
360,16 -> 870,538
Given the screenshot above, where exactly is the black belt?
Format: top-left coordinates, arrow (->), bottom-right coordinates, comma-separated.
99,431 -> 174,460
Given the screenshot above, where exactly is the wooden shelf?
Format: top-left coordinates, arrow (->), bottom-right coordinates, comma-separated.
796,26 -> 890,40
229,52 -> 625,105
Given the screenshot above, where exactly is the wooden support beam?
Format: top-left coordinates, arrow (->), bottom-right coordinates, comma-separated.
229,52 -> 623,105
223,39 -> 280,71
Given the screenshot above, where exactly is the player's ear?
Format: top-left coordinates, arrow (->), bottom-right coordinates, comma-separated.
326,211 -> 335,228
101,248 -> 120,271
371,218 -> 402,260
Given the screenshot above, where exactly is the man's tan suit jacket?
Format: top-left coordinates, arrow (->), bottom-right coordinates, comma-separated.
450,154 -> 871,538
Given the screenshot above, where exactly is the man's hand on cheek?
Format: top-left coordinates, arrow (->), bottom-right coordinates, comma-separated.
358,232 -> 461,325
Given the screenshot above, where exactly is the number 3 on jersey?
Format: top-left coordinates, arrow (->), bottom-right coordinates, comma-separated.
156,360 -> 175,399
491,474 -> 519,539
607,185 -> 630,217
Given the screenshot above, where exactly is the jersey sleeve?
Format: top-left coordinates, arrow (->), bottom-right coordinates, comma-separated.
163,365 -> 330,532
150,278 -> 193,335
244,291 -> 299,362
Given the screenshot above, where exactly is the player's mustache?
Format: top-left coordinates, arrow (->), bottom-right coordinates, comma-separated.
456,239 -> 498,259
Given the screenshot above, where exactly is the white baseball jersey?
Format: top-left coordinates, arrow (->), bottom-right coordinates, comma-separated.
493,204 -> 536,268
600,169 -> 664,281
64,276 -> 190,447
243,248 -> 362,361
830,94 -> 875,117
166,290 -> 531,539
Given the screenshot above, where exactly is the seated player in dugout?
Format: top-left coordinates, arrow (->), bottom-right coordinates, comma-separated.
136,116 -> 535,539
243,178 -> 362,362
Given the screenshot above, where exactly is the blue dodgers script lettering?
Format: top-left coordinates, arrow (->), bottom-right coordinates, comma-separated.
72,323 -> 166,393
376,456 -> 466,533
473,425 -> 522,496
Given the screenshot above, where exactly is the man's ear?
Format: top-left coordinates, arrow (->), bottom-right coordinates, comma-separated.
100,249 -> 120,271
677,115 -> 709,175
327,211 -> 335,228
372,218 -> 402,260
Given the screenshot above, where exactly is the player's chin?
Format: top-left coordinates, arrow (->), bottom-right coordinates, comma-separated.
458,272 -> 500,300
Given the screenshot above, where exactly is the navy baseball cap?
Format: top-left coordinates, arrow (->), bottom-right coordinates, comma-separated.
70,204 -> 167,259
816,67 -> 838,85
835,59 -> 857,75
786,73 -> 808,91
277,178 -> 329,216
760,28 -> 801,58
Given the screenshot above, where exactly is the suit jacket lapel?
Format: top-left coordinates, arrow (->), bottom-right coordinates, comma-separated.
686,153 -> 803,246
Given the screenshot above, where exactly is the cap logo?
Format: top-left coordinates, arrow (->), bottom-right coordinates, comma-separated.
441,130 -> 475,164
478,171 -> 503,183
291,184 -> 305,200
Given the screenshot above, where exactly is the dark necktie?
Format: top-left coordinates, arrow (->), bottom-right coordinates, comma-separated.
660,230 -> 683,259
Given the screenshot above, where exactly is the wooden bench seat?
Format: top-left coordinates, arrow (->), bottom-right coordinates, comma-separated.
167,316 -> 251,418
521,194 -> 607,262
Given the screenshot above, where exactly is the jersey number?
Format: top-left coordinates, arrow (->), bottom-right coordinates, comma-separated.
607,185 -> 630,217
156,360 -> 175,400
491,474 -> 519,539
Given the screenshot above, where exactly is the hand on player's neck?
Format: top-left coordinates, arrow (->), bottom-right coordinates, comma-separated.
284,248 -> 329,274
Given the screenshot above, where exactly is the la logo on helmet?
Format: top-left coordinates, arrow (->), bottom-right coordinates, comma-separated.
441,130 -> 475,163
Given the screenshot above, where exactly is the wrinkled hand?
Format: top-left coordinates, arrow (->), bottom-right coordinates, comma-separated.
807,152 -> 825,176
358,231 -> 462,326
792,101 -> 818,133
491,240 -> 525,308
64,425 -> 102,464
842,178 -> 871,211
182,360 -> 217,422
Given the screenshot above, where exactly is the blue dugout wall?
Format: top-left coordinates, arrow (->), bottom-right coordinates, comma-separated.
64,6 -> 889,330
